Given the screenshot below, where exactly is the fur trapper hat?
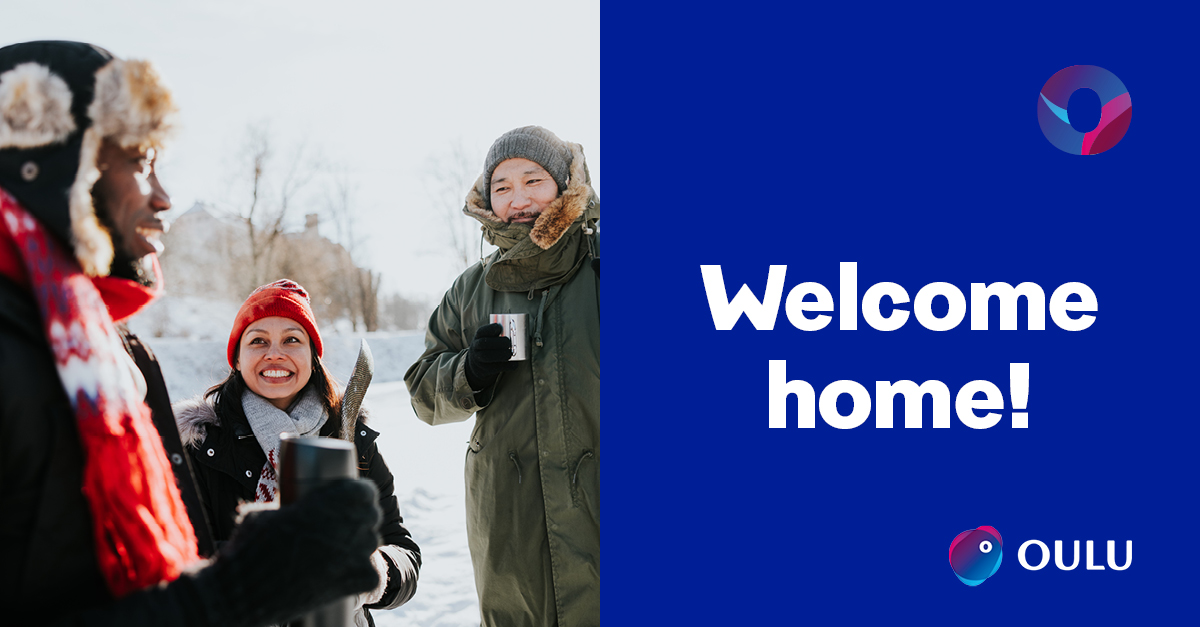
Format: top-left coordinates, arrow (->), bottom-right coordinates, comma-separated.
0,41 -> 177,276
465,132 -> 597,251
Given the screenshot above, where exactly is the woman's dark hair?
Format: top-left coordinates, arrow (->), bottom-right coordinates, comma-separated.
205,341 -> 344,436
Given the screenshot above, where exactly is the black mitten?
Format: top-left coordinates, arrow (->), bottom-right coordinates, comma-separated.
195,479 -> 382,627
52,480 -> 382,627
464,323 -> 519,391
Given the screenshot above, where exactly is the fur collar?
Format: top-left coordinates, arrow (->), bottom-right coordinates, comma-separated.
174,395 -> 219,449
464,141 -> 595,251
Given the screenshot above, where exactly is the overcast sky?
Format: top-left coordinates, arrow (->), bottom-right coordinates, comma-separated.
5,0 -> 600,301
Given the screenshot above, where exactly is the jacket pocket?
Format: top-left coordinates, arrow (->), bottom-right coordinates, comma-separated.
508,450 -> 523,484
468,419 -> 485,454
570,449 -> 595,506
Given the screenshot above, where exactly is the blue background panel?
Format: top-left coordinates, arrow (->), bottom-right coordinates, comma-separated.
603,2 -> 1195,625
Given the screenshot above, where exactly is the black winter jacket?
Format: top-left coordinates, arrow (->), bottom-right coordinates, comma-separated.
0,275 -> 112,618
173,396 -> 421,616
0,275 -> 211,622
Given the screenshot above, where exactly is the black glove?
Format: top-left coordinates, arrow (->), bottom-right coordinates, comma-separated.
464,323 -> 519,391
194,479 -> 382,627
71,479 -> 382,627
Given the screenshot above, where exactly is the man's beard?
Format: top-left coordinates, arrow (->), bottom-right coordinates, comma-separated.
92,191 -> 154,286
507,209 -> 542,224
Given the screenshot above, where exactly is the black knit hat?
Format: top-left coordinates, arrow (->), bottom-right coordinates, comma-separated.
0,40 -> 176,276
483,126 -> 572,204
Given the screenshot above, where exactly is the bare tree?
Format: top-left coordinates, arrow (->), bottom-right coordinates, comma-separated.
149,121 -> 399,338
379,292 -> 431,331
225,122 -> 319,292
322,169 -> 381,331
356,269 -> 381,332
422,140 -> 492,270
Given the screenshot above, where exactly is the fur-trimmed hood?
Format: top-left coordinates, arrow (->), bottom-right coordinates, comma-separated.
174,395 -> 220,449
463,141 -> 599,252
0,41 -> 177,277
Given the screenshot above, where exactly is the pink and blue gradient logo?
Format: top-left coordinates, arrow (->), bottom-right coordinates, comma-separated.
1037,65 -> 1132,155
949,526 -> 1003,586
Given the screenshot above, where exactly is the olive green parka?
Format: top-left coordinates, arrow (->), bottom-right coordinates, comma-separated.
405,142 -> 600,627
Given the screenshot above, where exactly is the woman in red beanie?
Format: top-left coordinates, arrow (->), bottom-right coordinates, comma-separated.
173,279 -> 420,624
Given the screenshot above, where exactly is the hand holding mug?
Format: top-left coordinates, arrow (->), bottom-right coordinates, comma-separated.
465,323 -> 519,390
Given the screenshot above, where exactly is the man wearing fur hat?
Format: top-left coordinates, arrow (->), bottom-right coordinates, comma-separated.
0,41 -> 382,626
406,126 -> 600,627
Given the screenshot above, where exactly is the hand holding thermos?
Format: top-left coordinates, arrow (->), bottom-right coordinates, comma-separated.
214,478 -> 381,627
101,479 -> 382,627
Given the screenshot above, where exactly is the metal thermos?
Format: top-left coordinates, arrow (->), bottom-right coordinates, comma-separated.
278,436 -> 357,627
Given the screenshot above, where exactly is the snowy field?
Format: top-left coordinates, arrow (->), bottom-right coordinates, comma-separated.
147,334 -> 481,627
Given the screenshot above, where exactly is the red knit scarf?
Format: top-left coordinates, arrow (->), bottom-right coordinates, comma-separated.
0,188 -> 198,598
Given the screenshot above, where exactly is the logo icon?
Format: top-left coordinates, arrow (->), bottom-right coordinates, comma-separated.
1037,65 -> 1132,155
949,526 -> 1003,586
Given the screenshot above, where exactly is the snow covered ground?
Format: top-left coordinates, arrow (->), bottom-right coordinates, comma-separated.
363,381 -> 479,627
149,334 -> 481,626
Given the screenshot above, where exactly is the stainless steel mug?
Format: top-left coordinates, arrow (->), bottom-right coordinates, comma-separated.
279,436 -> 357,627
489,313 -> 528,361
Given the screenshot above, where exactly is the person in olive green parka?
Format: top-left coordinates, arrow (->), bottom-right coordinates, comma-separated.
405,126 -> 599,627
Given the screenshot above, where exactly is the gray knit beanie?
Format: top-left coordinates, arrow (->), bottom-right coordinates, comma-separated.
483,126 -> 572,204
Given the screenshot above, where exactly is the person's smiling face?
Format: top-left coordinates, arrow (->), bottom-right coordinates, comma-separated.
92,140 -> 171,261
489,158 -> 560,224
237,316 -> 314,410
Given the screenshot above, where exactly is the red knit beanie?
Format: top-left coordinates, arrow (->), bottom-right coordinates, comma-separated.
227,279 -> 323,368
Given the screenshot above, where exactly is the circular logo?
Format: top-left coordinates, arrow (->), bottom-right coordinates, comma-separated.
949,526 -> 1003,586
1037,65 -> 1132,155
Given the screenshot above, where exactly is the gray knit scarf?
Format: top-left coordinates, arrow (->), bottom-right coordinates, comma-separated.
241,387 -> 328,502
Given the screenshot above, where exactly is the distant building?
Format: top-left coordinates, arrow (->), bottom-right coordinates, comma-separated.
159,204 -> 380,330
158,203 -> 244,300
